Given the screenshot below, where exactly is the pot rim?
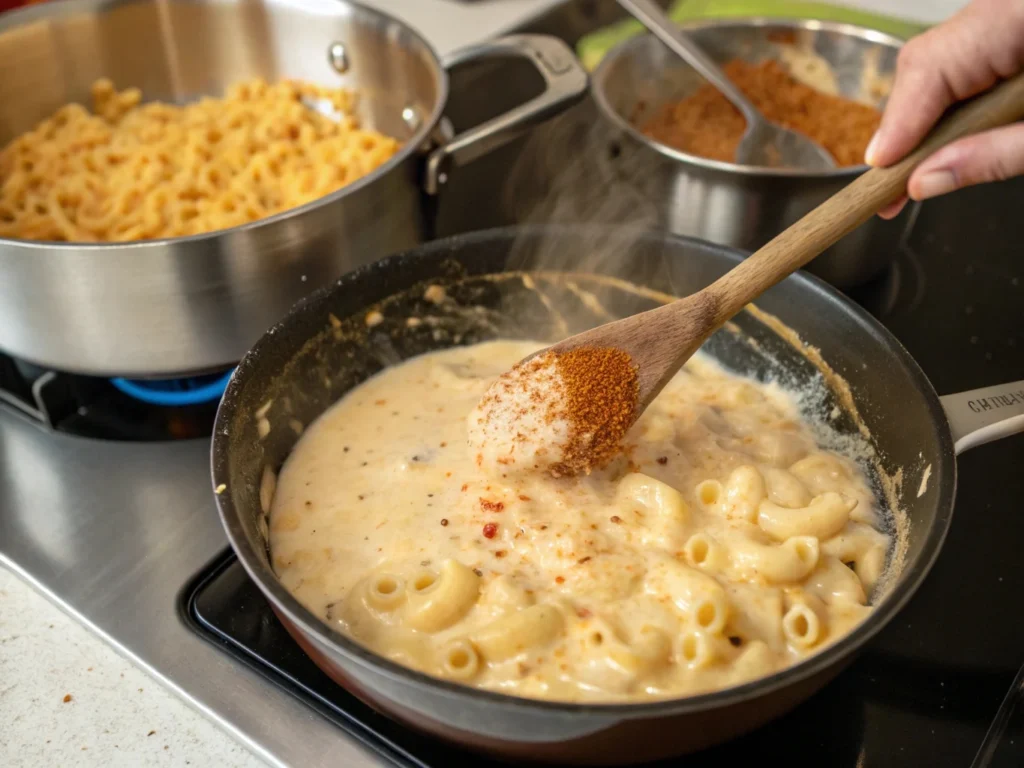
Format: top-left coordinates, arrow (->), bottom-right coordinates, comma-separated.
591,17 -> 905,179
212,224 -> 958,720
0,0 -> 448,252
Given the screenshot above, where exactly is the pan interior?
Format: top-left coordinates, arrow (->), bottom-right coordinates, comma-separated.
216,226 -> 953,708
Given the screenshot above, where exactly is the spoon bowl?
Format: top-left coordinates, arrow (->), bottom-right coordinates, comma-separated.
737,117 -> 837,170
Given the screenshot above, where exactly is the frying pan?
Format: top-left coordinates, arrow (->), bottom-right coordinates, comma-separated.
212,226 -> 1024,764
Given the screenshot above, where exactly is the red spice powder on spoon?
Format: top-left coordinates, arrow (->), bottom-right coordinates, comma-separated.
468,346 -> 639,478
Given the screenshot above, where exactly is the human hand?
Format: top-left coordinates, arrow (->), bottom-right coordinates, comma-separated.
866,0 -> 1024,218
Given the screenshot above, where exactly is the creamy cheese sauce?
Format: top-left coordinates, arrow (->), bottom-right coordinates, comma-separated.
270,340 -> 890,702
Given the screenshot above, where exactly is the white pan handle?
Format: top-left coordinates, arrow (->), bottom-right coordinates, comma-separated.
939,381 -> 1024,456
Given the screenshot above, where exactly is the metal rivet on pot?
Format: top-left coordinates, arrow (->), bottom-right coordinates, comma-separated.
328,42 -> 349,74
402,107 -> 420,132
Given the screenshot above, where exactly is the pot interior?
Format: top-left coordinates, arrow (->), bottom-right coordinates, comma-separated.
216,226 -> 955,707
594,20 -> 900,169
0,0 -> 442,145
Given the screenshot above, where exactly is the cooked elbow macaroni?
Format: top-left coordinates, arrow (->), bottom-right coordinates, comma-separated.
0,78 -> 400,242
270,340 -> 891,702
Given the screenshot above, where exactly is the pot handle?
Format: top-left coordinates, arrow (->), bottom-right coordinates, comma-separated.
424,34 -> 588,194
939,381 -> 1024,455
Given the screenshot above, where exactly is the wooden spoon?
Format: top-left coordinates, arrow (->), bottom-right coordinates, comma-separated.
485,71 -> 1024,476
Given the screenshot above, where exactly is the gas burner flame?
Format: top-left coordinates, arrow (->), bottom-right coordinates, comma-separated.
109,369 -> 235,407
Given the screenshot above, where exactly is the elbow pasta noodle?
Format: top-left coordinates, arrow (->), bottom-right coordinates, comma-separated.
788,454 -> 853,495
573,618 -> 672,693
853,545 -> 887,593
761,467 -> 813,509
757,492 -> 856,541
782,593 -> 827,649
438,639 -> 482,681
695,479 -> 724,509
682,532 -> 730,573
807,556 -> 868,605
404,560 -> 481,633
269,341 -> 895,702
471,604 -> 564,662
616,472 -> 691,549
675,629 -> 733,670
650,559 -> 731,634
364,573 -> 407,611
821,522 -> 890,594
721,465 -> 766,522
729,535 -> 821,584
0,78 -> 401,242
617,472 -> 690,522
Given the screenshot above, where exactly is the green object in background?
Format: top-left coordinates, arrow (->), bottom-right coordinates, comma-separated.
576,0 -> 929,71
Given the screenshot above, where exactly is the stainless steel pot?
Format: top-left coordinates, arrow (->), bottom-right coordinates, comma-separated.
591,18 -> 908,289
0,0 -> 587,377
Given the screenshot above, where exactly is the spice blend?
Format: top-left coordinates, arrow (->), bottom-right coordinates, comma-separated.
640,58 -> 882,167
468,345 -> 639,478
550,347 -> 639,476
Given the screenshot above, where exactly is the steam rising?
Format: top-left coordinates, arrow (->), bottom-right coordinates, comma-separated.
500,103 -> 686,324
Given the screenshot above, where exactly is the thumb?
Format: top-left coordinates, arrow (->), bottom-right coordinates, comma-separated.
907,123 -> 1024,200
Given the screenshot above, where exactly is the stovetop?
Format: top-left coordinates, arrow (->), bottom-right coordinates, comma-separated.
2,3 -> 1024,765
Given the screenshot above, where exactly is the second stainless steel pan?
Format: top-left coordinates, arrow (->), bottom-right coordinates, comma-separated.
0,0 -> 586,376
212,225 -> 1024,764
590,18 -> 908,289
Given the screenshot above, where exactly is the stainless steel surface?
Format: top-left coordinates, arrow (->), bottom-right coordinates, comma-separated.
591,18 -> 908,288
0,407 -> 386,768
0,0 -> 586,377
615,0 -> 834,169
424,34 -> 589,194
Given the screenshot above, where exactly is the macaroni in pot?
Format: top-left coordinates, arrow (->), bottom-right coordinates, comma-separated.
0,78 -> 400,242
270,340 -> 889,702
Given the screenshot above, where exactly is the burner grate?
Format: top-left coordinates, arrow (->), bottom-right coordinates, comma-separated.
0,353 -> 223,440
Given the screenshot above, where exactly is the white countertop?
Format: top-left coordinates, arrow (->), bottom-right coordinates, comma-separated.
0,567 -> 267,768
1,1 -> 966,766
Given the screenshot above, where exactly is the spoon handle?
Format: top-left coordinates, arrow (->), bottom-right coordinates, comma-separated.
706,70 -> 1024,327
616,0 -> 759,123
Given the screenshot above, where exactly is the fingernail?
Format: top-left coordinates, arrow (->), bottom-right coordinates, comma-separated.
864,131 -> 881,165
913,169 -> 957,200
